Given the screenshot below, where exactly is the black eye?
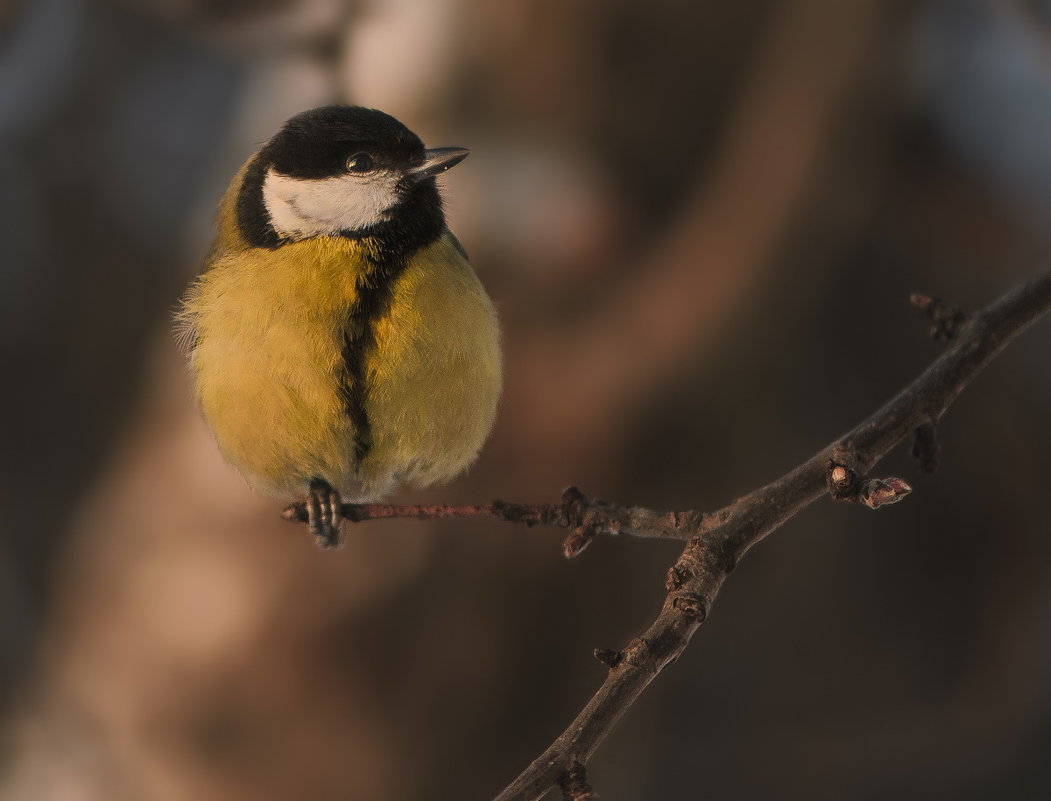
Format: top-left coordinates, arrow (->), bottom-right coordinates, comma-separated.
346,152 -> 375,173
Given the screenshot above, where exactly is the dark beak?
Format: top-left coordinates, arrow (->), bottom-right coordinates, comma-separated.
412,147 -> 470,180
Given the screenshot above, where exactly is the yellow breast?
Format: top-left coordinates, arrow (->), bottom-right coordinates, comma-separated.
181,234 -> 501,500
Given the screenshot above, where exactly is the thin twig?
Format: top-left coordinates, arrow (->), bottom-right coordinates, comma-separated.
283,486 -> 703,547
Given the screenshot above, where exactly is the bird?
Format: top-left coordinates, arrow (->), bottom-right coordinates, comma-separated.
177,106 -> 502,547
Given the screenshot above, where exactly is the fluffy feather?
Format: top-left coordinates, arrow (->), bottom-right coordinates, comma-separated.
181,232 -> 501,500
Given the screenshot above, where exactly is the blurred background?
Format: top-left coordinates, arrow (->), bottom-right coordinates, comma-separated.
2,0 -> 1051,798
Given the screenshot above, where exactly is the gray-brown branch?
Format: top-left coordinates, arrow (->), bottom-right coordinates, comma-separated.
282,269 -> 1051,801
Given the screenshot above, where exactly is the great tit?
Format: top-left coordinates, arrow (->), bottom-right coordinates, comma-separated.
178,106 -> 502,546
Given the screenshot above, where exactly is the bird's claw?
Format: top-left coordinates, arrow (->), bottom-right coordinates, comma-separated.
306,478 -> 343,548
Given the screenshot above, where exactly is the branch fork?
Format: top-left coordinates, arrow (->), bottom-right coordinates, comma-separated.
825,460 -> 912,509
910,292 -> 969,341
559,761 -> 599,801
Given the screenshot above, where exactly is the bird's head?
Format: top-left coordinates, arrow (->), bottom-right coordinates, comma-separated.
236,106 -> 469,248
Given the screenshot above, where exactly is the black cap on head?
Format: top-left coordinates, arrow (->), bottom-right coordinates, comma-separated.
261,106 -> 426,179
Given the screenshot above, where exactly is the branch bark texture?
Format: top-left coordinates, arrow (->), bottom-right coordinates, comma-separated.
283,269 -> 1051,800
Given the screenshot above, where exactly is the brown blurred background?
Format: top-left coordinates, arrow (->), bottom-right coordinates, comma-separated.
2,0 -> 1051,798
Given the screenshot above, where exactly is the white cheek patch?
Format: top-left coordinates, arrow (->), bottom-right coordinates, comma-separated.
262,168 -> 402,239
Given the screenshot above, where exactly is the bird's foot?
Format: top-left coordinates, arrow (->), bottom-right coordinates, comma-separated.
306,478 -> 343,549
